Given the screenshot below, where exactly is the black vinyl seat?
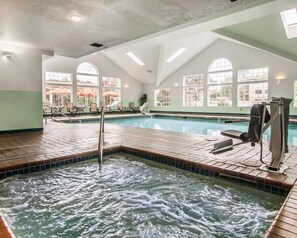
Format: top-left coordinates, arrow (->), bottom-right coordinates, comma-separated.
223,104 -> 270,144
211,104 -> 270,154
221,130 -> 249,142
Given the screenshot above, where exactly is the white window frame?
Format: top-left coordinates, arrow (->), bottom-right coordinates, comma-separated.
76,62 -> 100,106
183,74 -> 204,107
237,67 -> 269,107
154,89 -> 171,107
77,62 -> 99,86
45,71 -> 72,85
207,58 -> 233,107
102,77 -> 122,104
44,71 -> 73,106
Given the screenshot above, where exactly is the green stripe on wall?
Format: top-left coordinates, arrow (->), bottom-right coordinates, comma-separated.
0,91 -> 43,132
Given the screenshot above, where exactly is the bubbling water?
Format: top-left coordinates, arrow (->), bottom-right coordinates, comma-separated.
0,154 -> 283,238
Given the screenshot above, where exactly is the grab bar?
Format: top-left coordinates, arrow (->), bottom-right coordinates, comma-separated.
98,106 -> 104,165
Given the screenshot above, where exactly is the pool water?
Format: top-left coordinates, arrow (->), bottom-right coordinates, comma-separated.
106,116 -> 297,145
0,154 -> 284,238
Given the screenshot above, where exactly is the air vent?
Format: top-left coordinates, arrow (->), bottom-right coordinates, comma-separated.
90,43 -> 103,48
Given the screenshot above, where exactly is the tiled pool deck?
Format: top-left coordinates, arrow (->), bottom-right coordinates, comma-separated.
1,114 -> 297,237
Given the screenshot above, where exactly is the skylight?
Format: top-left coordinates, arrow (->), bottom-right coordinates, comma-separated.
283,8 -> 297,26
166,48 -> 186,63
126,52 -> 145,66
280,8 -> 297,39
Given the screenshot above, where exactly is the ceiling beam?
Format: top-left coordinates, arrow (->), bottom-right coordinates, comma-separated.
155,44 -> 165,86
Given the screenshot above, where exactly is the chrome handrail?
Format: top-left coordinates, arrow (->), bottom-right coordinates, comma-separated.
51,112 -> 72,123
98,106 -> 104,165
60,112 -> 72,123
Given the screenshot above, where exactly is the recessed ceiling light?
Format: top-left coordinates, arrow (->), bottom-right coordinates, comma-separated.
70,15 -> 82,22
2,51 -> 14,58
166,48 -> 186,63
126,52 -> 145,66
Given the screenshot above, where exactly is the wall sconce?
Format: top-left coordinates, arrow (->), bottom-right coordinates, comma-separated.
275,74 -> 287,84
124,84 -> 129,88
174,83 -> 179,87
1,51 -> 15,58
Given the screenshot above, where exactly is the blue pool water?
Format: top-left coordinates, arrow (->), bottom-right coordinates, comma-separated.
0,154 -> 284,237
106,116 -> 297,145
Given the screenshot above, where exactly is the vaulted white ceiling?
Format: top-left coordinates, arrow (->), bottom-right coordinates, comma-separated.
1,0 -> 296,86
102,0 -> 297,85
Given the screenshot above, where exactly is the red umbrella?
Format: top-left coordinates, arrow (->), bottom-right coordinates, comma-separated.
46,87 -> 71,95
77,88 -> 96,97
103,90 -> 118,96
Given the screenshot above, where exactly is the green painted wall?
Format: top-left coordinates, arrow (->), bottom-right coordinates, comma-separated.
0,91 -> 43,132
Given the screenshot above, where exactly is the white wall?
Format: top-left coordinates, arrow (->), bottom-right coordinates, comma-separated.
43,53 -> 144,108
0,44 -> 42,91
144,39 -> 297,115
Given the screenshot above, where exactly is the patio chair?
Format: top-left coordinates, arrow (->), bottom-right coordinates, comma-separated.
89,103 -> 99,116
128,102 -> 139,113
66,102 -> 78,116
116,102 -> 125,113
43,105 -> 52,118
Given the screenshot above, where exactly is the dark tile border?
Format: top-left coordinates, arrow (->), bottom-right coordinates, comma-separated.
0,146 -> 121,180
0,145 -> 291,196
0,128 -> 43,136
121,146 -> 291,196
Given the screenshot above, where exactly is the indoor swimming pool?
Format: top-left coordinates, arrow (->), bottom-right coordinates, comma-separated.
0,153 -> 284,238
104,116 -> 297,145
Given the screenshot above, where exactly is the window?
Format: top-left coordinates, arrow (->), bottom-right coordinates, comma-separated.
45,85 -> 71,107
77,62 -> 99,106
207,58 -> 232,107
45,72 -> 72,84
77,87 -> 99,107
102,77 -> 121,107
155,89 -> 171,106
183,74 -> 204,107
45,72 -> 72,106
237,67 -> 268,107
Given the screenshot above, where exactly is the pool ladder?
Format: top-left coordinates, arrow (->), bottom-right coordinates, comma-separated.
98,106 -> 104,165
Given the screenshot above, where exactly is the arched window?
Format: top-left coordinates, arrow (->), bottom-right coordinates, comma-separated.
207,58 -> 233,107
77,62 -> 98,75
77,62 -> 99,106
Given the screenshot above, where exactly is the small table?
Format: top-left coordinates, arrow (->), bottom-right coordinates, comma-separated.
51,106 -> 64,117
76,106 -> 86,115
